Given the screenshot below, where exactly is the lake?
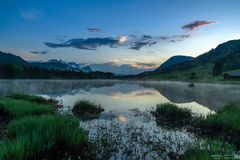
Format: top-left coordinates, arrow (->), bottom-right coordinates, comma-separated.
1,80 -> 240,159
1,80 -> 240,113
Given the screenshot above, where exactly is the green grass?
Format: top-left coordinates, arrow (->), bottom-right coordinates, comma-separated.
72,99 -> 104,119
0,98 -> 55,119
200,104 -> 240,131
150,103 -> 193,128
8,93 -> 59,106
0,95 -> 96,159
0,115 -> 95,160
195,103 -> 240,149
182,139 -> 236,160
148,64 -> 225,82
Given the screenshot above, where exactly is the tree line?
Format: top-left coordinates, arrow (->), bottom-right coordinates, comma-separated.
0,63 -> 116,79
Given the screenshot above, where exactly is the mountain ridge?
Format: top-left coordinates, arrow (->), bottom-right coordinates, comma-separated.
30,59 -> 92,73
0,51 -> 29,66
135,39 -> 240,80
155,39 -> 240,73
156,55 -> 194,71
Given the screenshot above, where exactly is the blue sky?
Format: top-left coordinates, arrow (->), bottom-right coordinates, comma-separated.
1,0 -> 240,74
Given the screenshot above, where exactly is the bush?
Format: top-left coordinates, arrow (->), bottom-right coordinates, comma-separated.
0,98 -> 55,119
182,139 -> 235,160
189,72 -> 197,79
150,103 -> 193,128
0,115 -> 96,159
8,94 -> 60,107
169,75 -> 178,79
72,100 -> 104,119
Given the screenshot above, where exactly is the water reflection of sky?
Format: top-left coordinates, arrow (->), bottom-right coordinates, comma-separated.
52,83 -> 212,116
1,80 -> 240,116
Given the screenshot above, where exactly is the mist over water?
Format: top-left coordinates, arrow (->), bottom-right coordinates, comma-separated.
0,80 -> 240,113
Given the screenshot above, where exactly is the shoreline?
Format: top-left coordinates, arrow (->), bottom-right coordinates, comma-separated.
0,78 -> 239,85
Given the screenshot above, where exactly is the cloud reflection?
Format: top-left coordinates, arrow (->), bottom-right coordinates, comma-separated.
118,115 -> 126,123
111,89 -> 159,100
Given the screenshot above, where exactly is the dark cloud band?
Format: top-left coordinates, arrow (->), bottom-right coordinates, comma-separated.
129,35 -> 157,50
182,20 -> 215,31
45,37 -> 119,50
30,50 -> 48,54
45,33 -> 191,51
87,28 -> 101,33
45,35 -> 158,51
158,34 -> 191,43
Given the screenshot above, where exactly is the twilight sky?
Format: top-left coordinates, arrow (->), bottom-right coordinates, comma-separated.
1,0 -> 240,74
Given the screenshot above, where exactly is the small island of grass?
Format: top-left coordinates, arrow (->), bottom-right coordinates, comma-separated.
72,99 -> 104,119
150,103 -> 193,128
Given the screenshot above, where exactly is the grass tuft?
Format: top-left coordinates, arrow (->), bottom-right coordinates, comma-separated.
150,103 -> 193,128
72,99 -> 104,119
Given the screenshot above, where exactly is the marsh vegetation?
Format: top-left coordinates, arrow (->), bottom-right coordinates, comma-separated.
182,139 -> 236,160
0,80 -> 240,159
0,95 -> 95,160
7,93 -> 60,107
194,103 -> 240,149
72,99 -> 104,119
150,103 -> 193,128
149,102 -> 240,159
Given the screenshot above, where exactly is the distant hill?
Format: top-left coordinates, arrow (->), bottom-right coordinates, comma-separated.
156,55 -> 193,71
0,51 -> 92,73
135,39 -> 240,81
0,51 -> 29,66
30,59 -> 92,72
0,51 -> 114,79
162,39 -> 240,72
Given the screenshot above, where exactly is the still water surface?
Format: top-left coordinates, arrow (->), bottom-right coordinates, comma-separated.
0,80 -> 240,115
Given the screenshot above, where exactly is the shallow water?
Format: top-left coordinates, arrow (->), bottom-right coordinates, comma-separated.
1,80 -> 240,159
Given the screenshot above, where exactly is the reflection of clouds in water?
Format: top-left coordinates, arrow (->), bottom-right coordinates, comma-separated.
88,83 -> 156,96
50,83 -> 167,112
64,89 -> 90,96
111,89 -> 159,100
118,115 -> 126,123
1,80 -> 240,112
